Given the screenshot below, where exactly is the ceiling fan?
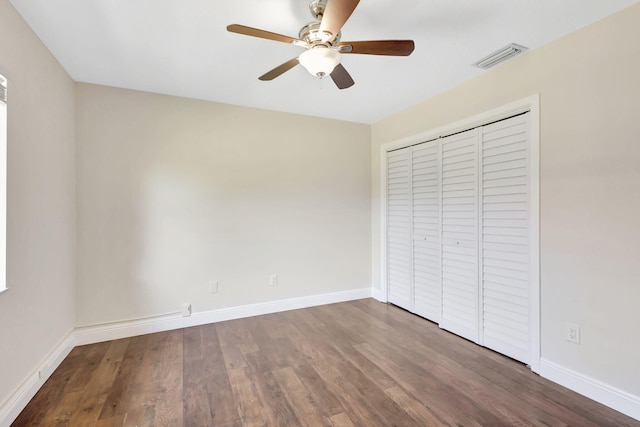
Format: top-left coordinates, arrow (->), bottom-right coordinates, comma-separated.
227,0 -> 415,89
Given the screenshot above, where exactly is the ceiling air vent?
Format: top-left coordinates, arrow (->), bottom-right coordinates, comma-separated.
473,43 -> 528,69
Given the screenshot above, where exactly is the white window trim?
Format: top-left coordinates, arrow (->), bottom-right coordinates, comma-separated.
0,72 -> 7,294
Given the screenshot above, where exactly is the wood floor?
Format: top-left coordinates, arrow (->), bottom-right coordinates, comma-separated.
13,299 -> 639,426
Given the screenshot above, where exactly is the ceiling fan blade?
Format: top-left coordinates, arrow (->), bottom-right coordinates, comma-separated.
330,63 -> 355,89
319,0 -> 360,42
259,58 -> 300,81
338,40 -> 415,56
227,24 -> 297,44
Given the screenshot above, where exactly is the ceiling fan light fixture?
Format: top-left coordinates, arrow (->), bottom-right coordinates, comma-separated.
299,46 -> 340,78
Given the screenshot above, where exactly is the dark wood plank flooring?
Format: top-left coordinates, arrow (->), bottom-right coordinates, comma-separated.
13,299 -> 640,426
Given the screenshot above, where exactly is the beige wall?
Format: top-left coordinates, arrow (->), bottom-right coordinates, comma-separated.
75,83 -> 371,326
0,1 -> 76,407
372,4 -> 640,396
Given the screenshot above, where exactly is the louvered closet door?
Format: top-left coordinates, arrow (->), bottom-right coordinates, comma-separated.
387,148 -> 412,311
440,129 -> 480,343
412,142 -> 441,322
481,114 -> 530,363
440,129 -> 479,342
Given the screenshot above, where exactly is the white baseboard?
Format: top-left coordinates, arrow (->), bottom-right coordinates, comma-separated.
539,358 -> 640,421
0,330 -> 75,427
75,287 -> 372,346
371,286 -> 386,302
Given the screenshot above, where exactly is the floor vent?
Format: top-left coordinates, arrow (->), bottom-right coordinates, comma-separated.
473,43 -> 528,69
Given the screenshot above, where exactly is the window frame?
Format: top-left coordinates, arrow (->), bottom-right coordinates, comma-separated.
0,72 -> 7,294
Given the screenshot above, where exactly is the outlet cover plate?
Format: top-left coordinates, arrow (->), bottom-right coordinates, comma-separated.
566,322 -> 580,344
182,303 -> 192,317
209,280 -> 218,294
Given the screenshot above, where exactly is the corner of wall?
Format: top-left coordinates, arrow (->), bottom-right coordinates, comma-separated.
0,330 -> 75,427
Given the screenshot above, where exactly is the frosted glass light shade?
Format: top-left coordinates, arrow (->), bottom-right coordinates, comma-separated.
299,47 -> 341,78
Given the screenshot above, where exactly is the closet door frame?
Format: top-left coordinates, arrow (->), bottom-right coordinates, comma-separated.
379,94 -> 540,373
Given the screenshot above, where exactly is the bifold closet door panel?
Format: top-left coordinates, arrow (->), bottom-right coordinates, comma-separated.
481,114 -> 531,363
387,148 -> 412,311
412,141 -> 441,322
384,112 -> 534,365
440,129 -> 480,343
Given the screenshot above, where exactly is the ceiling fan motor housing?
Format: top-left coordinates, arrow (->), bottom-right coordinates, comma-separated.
299,21 -> 340,46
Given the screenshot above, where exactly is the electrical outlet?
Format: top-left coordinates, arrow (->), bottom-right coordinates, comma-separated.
209,280 -> 218,294
269,274 -> 278,286
182,303 -> 192,317
566,322 -> 580,344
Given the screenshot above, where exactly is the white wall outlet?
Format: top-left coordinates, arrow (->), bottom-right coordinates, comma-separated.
182,303 -> 192,317
566,322 -> 580,344
269,274 -> 278,286
209,280 -> 218,294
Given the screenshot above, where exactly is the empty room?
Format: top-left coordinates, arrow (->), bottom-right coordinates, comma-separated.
1,0 -> 639,425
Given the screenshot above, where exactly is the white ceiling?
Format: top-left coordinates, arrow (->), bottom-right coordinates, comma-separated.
9,0 -> 640,124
